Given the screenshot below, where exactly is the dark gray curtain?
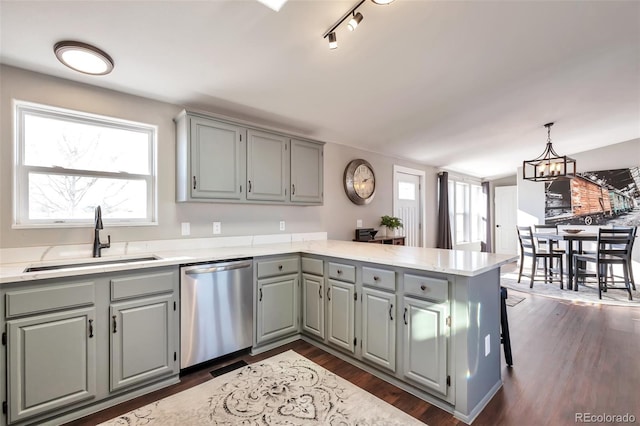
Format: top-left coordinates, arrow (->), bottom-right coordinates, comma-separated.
436,172 -> 452,249
481,181 -> 492,252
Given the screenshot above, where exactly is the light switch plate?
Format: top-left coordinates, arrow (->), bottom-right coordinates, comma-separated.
181,222 -> 190,236
280,221 -> 285,231
213,222 -> 221,235
356,219 -> 363,228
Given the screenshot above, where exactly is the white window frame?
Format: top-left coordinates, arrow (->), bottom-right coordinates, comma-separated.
13,100 -> 158,228
448,174 -> 484,246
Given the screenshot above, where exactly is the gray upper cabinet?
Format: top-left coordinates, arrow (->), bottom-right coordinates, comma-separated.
175,110 -> 323,205
7,307 -> 97,424
176,112 -> 245,201
247,130 -> 288,202
290,139 -> 323,204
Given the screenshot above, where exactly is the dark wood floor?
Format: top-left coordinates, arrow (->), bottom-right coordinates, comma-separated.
66,291 -> 640,426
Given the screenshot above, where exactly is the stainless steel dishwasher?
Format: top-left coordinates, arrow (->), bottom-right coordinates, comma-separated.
180,258 -> 253,369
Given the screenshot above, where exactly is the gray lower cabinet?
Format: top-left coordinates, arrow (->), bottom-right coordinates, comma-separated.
110,294 -> 175,392
326,279 -> 355,353
301,273 -> 324,339
255,256 -> 301,346
402,273 -> 450,395
6,307 -> 97,424
361,287 -> 396,372
1,267 -> 179,425
247,130 -> 288,202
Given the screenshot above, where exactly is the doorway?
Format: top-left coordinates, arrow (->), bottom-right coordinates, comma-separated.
495,185 -> 518,255
393,166 -> 425,247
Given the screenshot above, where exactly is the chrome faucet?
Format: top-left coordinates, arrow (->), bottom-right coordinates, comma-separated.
93,206 -> 111,257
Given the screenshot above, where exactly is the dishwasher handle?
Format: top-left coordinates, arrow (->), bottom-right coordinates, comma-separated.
184,260 -> 252,275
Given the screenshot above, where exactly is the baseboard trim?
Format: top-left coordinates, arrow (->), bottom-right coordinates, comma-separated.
454,378 -> 502,424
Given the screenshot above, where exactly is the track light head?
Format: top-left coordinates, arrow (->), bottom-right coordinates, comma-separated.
328,32 -> 338,49
347,12 -> 363,31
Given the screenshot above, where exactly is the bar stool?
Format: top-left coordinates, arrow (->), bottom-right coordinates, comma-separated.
500,286 -> 513,367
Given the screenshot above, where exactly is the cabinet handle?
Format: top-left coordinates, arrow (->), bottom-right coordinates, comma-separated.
240,184 -> 243,193
337,269 -> 343,275
327,287 -> 331,301
319,285 -> 322,299
113,315 -> 117,333
248,180 -> 252,192
278,265 -> 283,271
259,288 -> 263,302
389,304 -> 394,321
373,276 -> 380,281
193,176 -> 197,190
292,184 -> 296,195
88,319 -> 94,338
403,307 -> 408,325
420,284 -> 426,291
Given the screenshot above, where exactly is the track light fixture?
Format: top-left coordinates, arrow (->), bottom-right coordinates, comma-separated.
347,12 -> 363,31
323,0 -> 394,49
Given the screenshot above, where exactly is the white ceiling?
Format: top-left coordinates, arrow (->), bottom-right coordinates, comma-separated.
1,0 -> 639,179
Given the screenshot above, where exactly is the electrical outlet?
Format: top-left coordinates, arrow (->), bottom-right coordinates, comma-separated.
213,222 -> 221,235
280,221 -> 285,231
356,219 -> 363,228
181,222 -> 190,236
485,334 -> 491,356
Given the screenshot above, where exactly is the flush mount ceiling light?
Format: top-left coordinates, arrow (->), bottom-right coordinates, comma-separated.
54,41 -> 114,75
322,0 -> 394,49
523,122 -> 577,182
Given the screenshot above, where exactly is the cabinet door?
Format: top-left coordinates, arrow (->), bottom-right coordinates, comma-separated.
247,130 -> 288,202
7,307 -> 97,424
257,274 -> 299,344
190,116 -> 244,200
362,288 -> 396,372
302,273 -> 324,339
290,139 -> 323,204
402,296 -> 448,395
110,294 -> 175,392
326,279 -> 355,354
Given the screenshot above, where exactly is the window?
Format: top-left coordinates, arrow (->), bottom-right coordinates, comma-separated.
14,101 -> 157,227
448,178 -> 485,246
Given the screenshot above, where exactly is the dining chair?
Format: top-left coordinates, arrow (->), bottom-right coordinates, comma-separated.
572,227 -> 634,300
609,226 -> 637,291
516,226 -> 564,288
533,224 -> 566,255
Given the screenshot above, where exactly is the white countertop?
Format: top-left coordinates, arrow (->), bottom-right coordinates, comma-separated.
0,239 -> 517,284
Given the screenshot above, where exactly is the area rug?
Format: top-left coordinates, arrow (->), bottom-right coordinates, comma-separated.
99,350 -> 426,425
501,262 -> 640,307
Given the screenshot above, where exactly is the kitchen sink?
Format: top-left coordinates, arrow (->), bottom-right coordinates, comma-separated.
24,256 -> 162,272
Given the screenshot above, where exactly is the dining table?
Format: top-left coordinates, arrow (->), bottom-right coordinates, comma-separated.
532,230 -> 598,290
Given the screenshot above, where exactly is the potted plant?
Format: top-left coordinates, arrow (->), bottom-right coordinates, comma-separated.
380,215 -> 403,237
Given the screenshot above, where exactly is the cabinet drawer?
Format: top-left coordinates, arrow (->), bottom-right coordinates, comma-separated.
301,257 -> 323,276
5,282 -> 95,318
257,257 -> 299,278
328,262 -> 356,283
404,274 -> 448,303
362,267 -> 395,291
111,270 -> 176,301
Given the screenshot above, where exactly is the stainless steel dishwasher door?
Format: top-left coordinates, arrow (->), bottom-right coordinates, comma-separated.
180,259 -> 253,369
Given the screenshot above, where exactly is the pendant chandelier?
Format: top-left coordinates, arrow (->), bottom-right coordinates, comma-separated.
522,122 -> 576,182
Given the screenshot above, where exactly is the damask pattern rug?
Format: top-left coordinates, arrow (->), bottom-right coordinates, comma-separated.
99,350 -> 426,426
501,262 -> 640,307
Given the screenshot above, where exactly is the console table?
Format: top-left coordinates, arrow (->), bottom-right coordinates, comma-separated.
361,236 -> 405,245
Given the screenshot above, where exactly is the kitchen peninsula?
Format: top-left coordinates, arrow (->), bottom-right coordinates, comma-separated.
0,238 -> 515,425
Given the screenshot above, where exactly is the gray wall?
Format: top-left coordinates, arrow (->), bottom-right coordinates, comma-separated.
0,65 -> 438,249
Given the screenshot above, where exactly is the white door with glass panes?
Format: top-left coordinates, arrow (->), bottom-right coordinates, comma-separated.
393,166 -> 424,247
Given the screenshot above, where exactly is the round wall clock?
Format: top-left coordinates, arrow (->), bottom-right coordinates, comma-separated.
344,159 -> 376,205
